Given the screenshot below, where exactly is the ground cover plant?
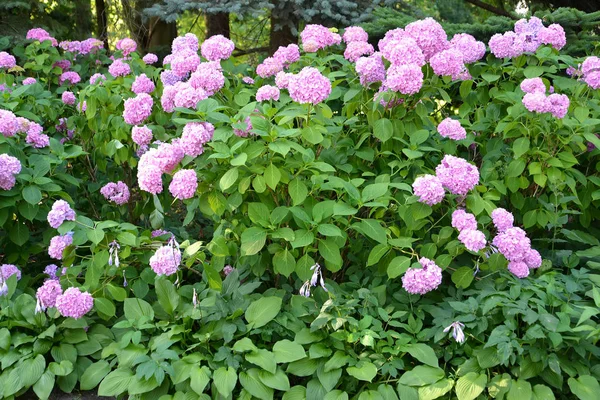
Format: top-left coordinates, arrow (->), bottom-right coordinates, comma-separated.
0,15 -> 600,400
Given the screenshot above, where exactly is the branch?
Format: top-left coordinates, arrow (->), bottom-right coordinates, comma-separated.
233,46 -> 269,56
464,0 -> 517,19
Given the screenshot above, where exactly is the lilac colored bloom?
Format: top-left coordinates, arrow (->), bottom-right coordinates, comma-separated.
160,70 -> 183,87
443,321 -> 466,343
55,287 -> 94,319
520,78 -> 546,94
78,101 -> 87,113
273,44 -> 300,65
344,41 -> 374,62
256,57 -> 284,78
582,57 -> 600,89
44,264 -> 59,279
242,76 -> 255,84
59,71 -> 81,85
489,32 -> 524,58
404,18 -> 449,60
62,91 -> 76,105
386,63 -> 423,95
288,67 -> 332,105
452,209 -> 477,232
189,62 -> 225,95
123,93 -> 153,125
47,200 -> 76,228
201,35 -> 235,61
161,85 -> 178,113
514,17 -> 544,53
301,24 -> 342,52
413,175 -> 445,206
0,154 -> 21,190
522,92 -> 549,113
0,110 -> 19,137
234,116 -> 252,137
458,229 -> 487,252
223,265 -> 235,276
256,85 -> 280,102
343,26 -> 368,43
108,59 -> 131,78
36,279 -> 63,309
402,257 -> 443,295
492,227 -> 531,262
275,71 -> 293,89
524,248 -> 542,269
491,208 -> 514,232
152,229 -> 169,238
438,118 -> 467,140
508,261 -> 530,278
355,53 -> 386,86
181,122 -> 213,157
89,73 -> 106,85
378,28 -> 407,53
23,77 -> 36,85
171,49 -> 201,77
0,52 -> 16,69
132,125 -> 153,146
100,181 -> 130,205
53,59 -> 71,71
132,74 -> 155,94
381,38 -> 425,67
539,24 -> 566,50
116,38 -> 137,56
26,122 -> 50,148
173,83 -> 208,109
49,233 -> 74,260
143,53 -> 158,64
430,48 -> 465,77
149,245 -> 181,276
172,33 -> 199,54
169,169 -> 197,200
0,264 -> 21,281
435,155 -> 479,195
450,33 -> 486,64
546,93 -> 569,118
26,28 -> 53,42
138,164 -> 163,194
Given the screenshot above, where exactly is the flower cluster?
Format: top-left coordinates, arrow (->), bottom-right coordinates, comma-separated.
55,287 -> 94,319
59,71 -> 81,85
143,53 -> 158,65
108,59 -> 131,77
123,93 -> 153,125
26,28 -> 57,45
90,73 -> 106,85
149,245 -> 181,276
287,67 -> 332,105
62,91 -> 76,105
521,79 -> 570,118
48,232 -> 74,260
273,44 -> 300,66
343,26 -> 368,43
47,200 -> 76,228
0,51 -> 16,69
355,53 -> 385,86
169,169 -> 198,200
181,122 -> 214,157
581,56 -> 600,89
437,118 -> 467,140
100,181 -> 130,205
489,17 -> 565,59
451,210 -> 486,252
256,85 -> 280,102
402,257 -> 443,295
201,35 -> 235,61
189,62 -> 225,95
23,77 -> 36,85
138,141 -> 185,194
132,125 -> 153,146
412,175 -> 445,206
0,154 -> 21,190
300,24 -> 341,52
25,122 -> 49,148
116,38 -> 137,56
344,41 -> 374,62
36,279 -> 63,309
131,74 -> 155,94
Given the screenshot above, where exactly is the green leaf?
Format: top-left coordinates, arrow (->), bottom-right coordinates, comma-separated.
373,118 -> 393,142
273,340 -> 306,363
418,379 -> 454,400
0,328 -> 10,350
568,375 -> 600,400
264,163 -> 281,190
190,366 -> 210,394
87,228 -> 105,245
451,267 -> 474,289
207,236 -> 229,257
292,229 -> 314,249
246,349 -> 277,373
214,367 -> 237,397
523,65 -> 545,78
253,175 -> 267,193
399,366 -> 445,387
367,244 -> 389,266
506,159 -> 526,178
354,219 -> 387,244
289,179 -> 308,206
317,224 -> 343,237
273,248 -> 296,277
21,354 -> 46,386
80,360 -> 111,390
405,344 -> 439,368
362,183 -> 388,202
318,238 -> 342,271
124,298 -> 154,321
240,369 -> 274,400
220,167 -> 239,191
245,296 -> 282,329
94,298 -> 115,318
507,379 -> 532,400
241,227 -> 267,256
347,362 -> 377,382
532,384 -> 555,400
10,223 -> 30,246
98,369 -> 134,396
513,138 -> 530,159
302,126 -> 324,144
33,371 -> 55,400
455,372 -> 487,400
22,185 -> 42,204
387,256 -> 411,279
155,277 -> 180,315
259,368 -> 291,391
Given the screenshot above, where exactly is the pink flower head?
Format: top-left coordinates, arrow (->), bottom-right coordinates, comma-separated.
0,264 -> 21,281
402,257 -> 443,295
538,24 -> 566,50
201,35 -> 235,61
452,209 -> 477,232
173,82 -> 208,109
160,70 -> 183,87
514,17 -> 544,53
256,85 -> 280,102
116,38 -> 137,56
508,260 -> 530,278
100,181 -> 130,205
47,200 -> 76,228
273,44 -> 300,65
492,227 -> 531,262
55,287 -> 94,319
132,73 -> 155,94
36,279 -> 63,309
48,232 -> 74,260
524,248 -> 542,269
234,116 -> 252,138
489,32 -> 524,58
143,53 -> 158,65
413,174 -> 445,205
150,245 -> 181,276
458,229 -> 487,252
288,67 -> 331,105
90,73 -> 106,85
138,163 -> 163,194
378,28 -> 407,53
181,122 -> 213,157
343,26 -> 368,43
344,41 -> 374,62
132,125 -> 153,146
522,92 -> 550,113
430,48 -> 465,78
242,76 -> 255,84
404,18 -> 449,60
582,56 -> 600,89
23,77 -> 36,85
520,78 -> 546,94
0,110 -> 19,137
435,155 -> 479,195
62,91 -> 76,105
172,33 -> 199,54
275,71 -> 293,89
437,118 -> 467,140
108,59 -> 131,78
491,208 -> 514,232
546,93 -> 569,118
256,57 -> 284,78
59,71 -> 81,85
381,38 -> 425,67
385,63 -> 424,95
0,154 -> 21,190
53,59 -> 71,71
450,33 -> 486,64
161,85 -> 178,113
26,28 -> 51,41
140,142 -> 184,174
189,62 -> 225,95
26,122 -> 49,148
123,93 -> 153,125
355,53 -> 385,86
301,24 -> 342,52
171,49 -> 201,77
0,52 -> 16,69
169,169 -> 197,200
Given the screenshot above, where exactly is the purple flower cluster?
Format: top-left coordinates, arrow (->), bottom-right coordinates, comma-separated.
142,53 -> 158,65
451,209 -> 477,231
430,48 -> 465,78
23,77 -> 36,85
489,17 -> 566,59
169,169 -> 198,200
149,245 -> 181,276
116,38 -> 137,56
256,85 -> 280,102
100,181 -> 130,205
404,18 -> 449,60
355,53 -> 385,86
108,59 -> 131,78
412,175 -> 445,205
0,154 -> 21,190
582,56 -> 600,89
273,44 -> 300,66
48,232 -> 74,260
0,109 -> 19,137
62,91 -> 76,105
171,49 -> 201,77
385,64 -> 424,95
287,67 -> 332,105
201,35 -> 235,61
234,116 -> 252,138
257,57 -> 284,78
451,209 -> 486,252
123,93 -> 153,125
172,33 -> 198,54
26,28 -> 58,46
449,34 -> 486,64
521,79 -> 569,118
300,25 -> 341,53
1,264 -> 21,281
402,257 -> 443,295
343,26 -> 368,43
138,142 -> 185,194
131,74 -> 155,94
47,200 -> 76,228
25,122 -> 49,148
55,287 -> 94,319
90,73 -> 106,85
181,122 -> 214,157
437,118 -> 467,140
132,125 -> 153,146
36,279 -> 63,309
344,41 -> 374,62
59,71 -> 81,85
435,155 -> 480,196
189,62 -> 225,95
0,52 -> 16,69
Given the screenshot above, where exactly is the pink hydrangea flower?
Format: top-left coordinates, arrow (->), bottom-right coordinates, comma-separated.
48,233 -> 74,260
242,76 -> 255,84
171,49 -> 201,77
343,26 -> 368,43
23,77 -> 36,85
47,200 -> 76,228
26,28 -> 53,43
149,245 -> 181,276
90,73 -> 106,85
489,32 -> 524,58
172,33 -> 199,54
520,78 -> 546,94
381,38 -> 425,66
355,53 -> 386,86
0,154 -> 21,190
256,57 -> 284,78
55,287 -> 94,319
522,92 -> 549,113
450,33 -> 486,64
25,122 -> 50,148
143,53 -> 158,64
301,24 -> 342,52
437,118 -> 467,140
100,181 -> 130,205
59,71 -> 81,85
404,18 -> 449,60
413,175 -> 445,205
435,155 -> 479,195
173,83 -> 208,109
491,208 -> 514,232
451,209 -> 477,232
386,63 -> 423,95
458,229 -> 487,252
132,125 -> 153,146
378,28 -> 407,53
108,59 -> 131,78
169,169 -> 197,200
62,91 -> 76,105
0,110 -> 19,137
582,56 -> 600,89
344,41 -> 374,62
201,35 -> 235,61
538,24 -> 566,50
138,164 -> 163,194
288,67 -> 332,105
160,70 -> 182,87
402,257 -> 443,295
161,85 -> 178,112
181,122 -> 213,157
132,74 -> 155,94
508,261 -> 529,278
0,264 -> 21,281
53,59 -> 71,71
189,62 -> 225,95
256,85 -> 280,102
0,52 -> 16,69
524,248 -> 542,269
36,279 -> 63,309
275,71 -> 293,89
546,93 -> 569,118
492,227 -> 531,262
123,93 -> 153,125
430,48 -> 465,77
116,38 -> 137,56
273,44 -> 300,66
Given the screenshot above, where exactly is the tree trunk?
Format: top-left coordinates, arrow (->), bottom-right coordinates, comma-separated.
206,12 -> 230,38
74,0 -> 93,39
269,13 -> 297,53
146,17 -> 178,56
95,0 -> 109,51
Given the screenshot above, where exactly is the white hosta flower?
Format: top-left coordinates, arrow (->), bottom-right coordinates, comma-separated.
299,263 -> 328,297
443,321 -> 466,343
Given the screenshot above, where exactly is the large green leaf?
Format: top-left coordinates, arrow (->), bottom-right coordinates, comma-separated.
273,248 -> 296,277
155,277 -> 179,315
347,362 -> 377,382
214,367 -> 237,397
240,369 -> 274,400
241,227 -> 267,256
273,340 -> 306,363
289,179 -> 308,206
98,369 -> 134,396
353,219 -> 387,244
373,118 -> 393,142
404,343 -> 439,368
568,375 -> 600,400
80,360 -> 111,390
245,296 -> 282,328
264,163 -> 281,190
123,298 -> 154,321
455,372 -> 487,400
399,366 -> 445,387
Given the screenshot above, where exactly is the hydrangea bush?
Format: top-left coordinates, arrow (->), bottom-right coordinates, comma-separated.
0,19 -> 599,399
